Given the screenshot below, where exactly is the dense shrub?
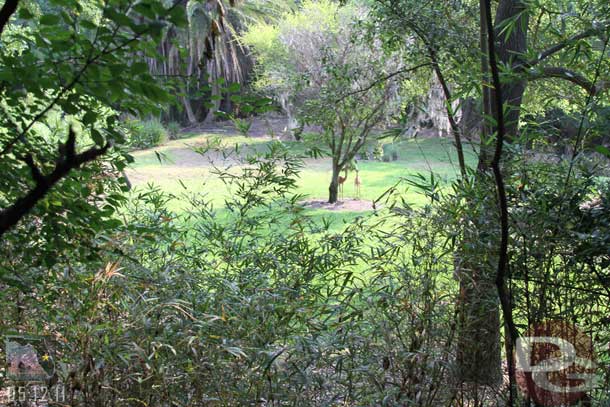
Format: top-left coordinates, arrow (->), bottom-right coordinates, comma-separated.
125,119 -> 168,149
2,143 -> 610,406
167,121 -> 182,140
382,143 -> 399,161
0,143 -> 461,406
373,142 -> 384,161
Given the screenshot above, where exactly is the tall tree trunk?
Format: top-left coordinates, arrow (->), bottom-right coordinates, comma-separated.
328,163 -> 340,204
455,241 -> 502,385
477,0 -> 494,172
489,2 -> 523,402
279,93 -> 302,139
458,98 -> 481,141
494,0 -> 529,141
457,10 -> 502,371
182,95 -> 198,125
457,0 -> 527,390
455,0 -> 510,387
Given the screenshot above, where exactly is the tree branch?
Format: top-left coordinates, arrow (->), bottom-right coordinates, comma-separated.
333,62 -> 433,104
427,46 -> 466,177
0,0 -> 186,157
23,154 -> 45,185
0,128 -> 110,238
0,0 -> 19,38
525,26 -> 610,68
527,66 -> 607,96
391,16 -> 468,176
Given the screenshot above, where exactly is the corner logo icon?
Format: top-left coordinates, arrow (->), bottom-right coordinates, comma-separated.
515,320 -> 597,406
5,335 -> 55,382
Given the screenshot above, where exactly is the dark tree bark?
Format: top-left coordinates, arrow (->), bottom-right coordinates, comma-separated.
328,163 -> 341,204
0,128 -> 109,239
456,255 -> 502,385
0,0 -> 19,38
458,98 -> 481,140
455,0 -> 503,387
494,0 -> 529,142
457,0 -> 523,390
477,0 -> 493,171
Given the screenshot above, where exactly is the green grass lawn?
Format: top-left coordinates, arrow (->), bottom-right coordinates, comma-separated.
126,130 -> 476,227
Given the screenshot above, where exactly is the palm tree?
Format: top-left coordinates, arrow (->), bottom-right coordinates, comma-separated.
147,0 -> 295,124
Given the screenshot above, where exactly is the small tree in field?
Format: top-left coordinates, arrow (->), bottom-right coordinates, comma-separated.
304,69 -> 398,203
243,1 -> 403,203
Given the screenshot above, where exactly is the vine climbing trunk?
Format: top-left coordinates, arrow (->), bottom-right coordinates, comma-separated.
455,0 -> 500,388
485,0 -> 519,401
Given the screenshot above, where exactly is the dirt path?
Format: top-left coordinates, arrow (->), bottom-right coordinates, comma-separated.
300,198 -> 378,212
182,115 -> 297,138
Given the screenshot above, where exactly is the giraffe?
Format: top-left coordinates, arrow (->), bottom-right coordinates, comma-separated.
354,169 -> 361,199
337,168 -> 348,200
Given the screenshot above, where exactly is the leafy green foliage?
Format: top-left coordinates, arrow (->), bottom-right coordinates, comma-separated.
2,1 -> 610,405
167,121 -> 181,140
0,0 -> 186,281
124,118 -> 168,150
244,1 -> 404,201
383,143 -> 399,162
1,143 -> 462,405
214,82 -> 275,137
